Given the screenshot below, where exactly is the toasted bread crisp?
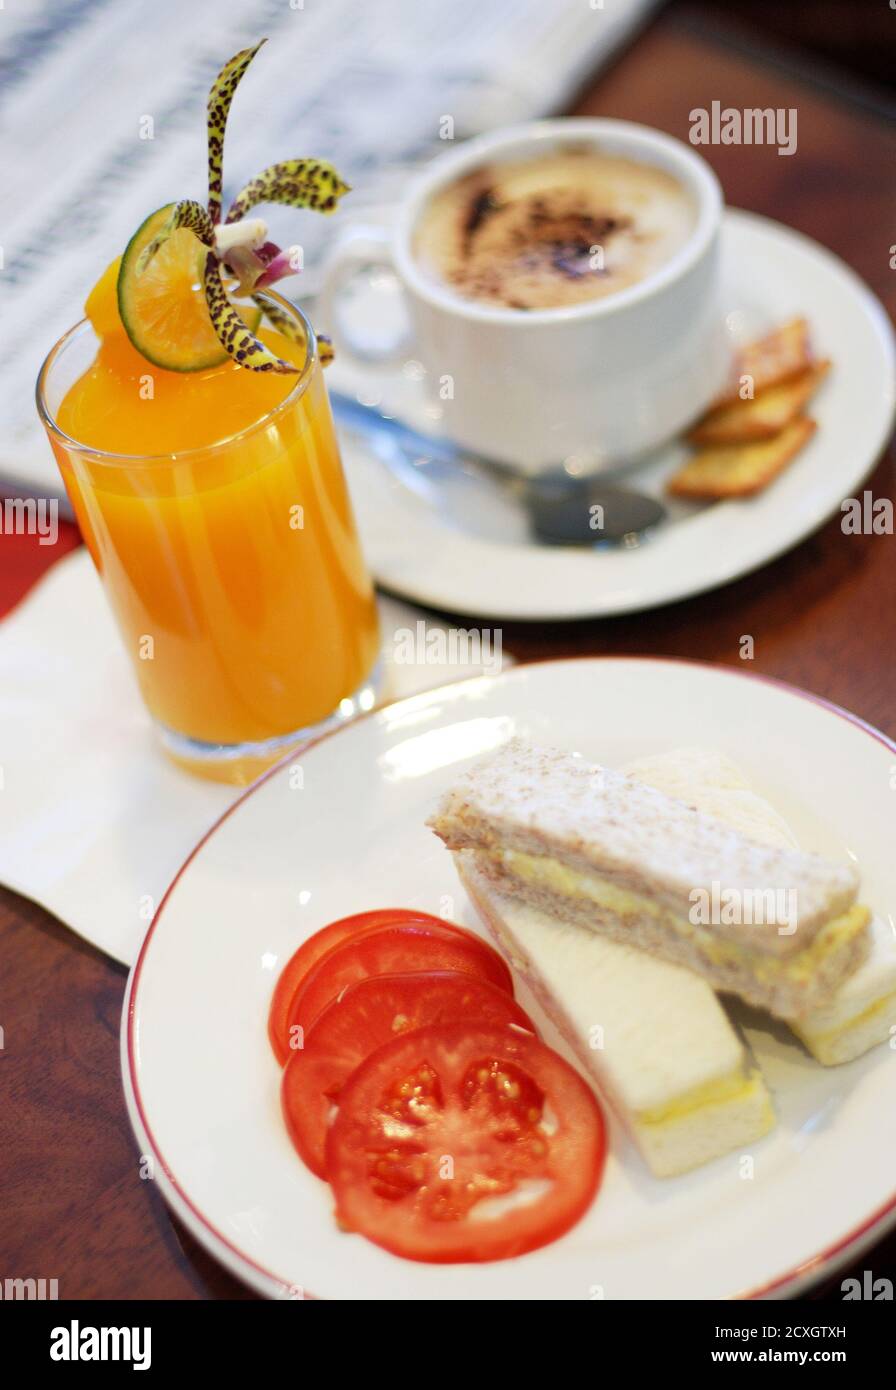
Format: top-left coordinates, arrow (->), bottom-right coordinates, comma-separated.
690,360 -> 830,446
715,318 -> 813,407
668,416 -> 817,499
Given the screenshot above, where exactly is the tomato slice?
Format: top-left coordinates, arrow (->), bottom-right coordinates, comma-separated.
286,923 -> 514,1043
326,1023 -> 606,1263
282,971 -> 536,1177
268,909 -> 456,1065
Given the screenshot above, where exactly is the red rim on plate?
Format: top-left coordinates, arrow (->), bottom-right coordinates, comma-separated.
123,656 -> 896,1300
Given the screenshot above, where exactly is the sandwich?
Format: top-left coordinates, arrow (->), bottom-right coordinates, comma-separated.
456,852 -> 775,1177
791,918 -> 896,1065
428,739 -> 870,1021
627,747 -> 896,1066
429,743 -> 781,1178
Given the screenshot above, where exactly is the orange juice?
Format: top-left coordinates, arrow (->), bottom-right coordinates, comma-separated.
45,302 -> 379,775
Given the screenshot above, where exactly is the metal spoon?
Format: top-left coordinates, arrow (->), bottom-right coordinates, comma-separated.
329,393 -> 667,547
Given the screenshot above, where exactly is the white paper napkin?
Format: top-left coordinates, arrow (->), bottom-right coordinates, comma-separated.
0,549 -> 508,965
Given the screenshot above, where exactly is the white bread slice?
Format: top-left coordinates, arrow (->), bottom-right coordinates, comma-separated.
624,748 -> 799,852
457,853 -> 774,1178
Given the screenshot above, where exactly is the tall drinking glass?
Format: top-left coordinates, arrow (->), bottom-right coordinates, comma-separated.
37,292 -> 380,784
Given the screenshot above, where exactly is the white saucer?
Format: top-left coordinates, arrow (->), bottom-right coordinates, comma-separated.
123,658 -> 896,1300
332,210 -> 895,619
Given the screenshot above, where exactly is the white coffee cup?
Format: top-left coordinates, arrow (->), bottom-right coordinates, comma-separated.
319,118 -> 730,476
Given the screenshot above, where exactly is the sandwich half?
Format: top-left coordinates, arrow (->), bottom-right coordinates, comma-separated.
428,739 -> 869,1020
790,918 -> 896,1065
628,747 -> 896,1065
456,850 -> 774,1178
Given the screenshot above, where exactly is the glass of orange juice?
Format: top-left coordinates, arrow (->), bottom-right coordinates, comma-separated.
37,291 -> 380,784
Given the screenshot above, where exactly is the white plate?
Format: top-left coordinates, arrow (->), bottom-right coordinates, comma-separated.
123,659 -> 896,1300
335,210 -> 895,619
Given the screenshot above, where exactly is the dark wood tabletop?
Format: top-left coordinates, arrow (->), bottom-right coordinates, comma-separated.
2,4 -> 894,1300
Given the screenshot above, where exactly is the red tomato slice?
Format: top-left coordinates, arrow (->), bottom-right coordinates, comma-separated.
286,922 -> 513,1043
268,909 -> 456,1065
326,1023 -> 605,1264
282,971 -> 536,1177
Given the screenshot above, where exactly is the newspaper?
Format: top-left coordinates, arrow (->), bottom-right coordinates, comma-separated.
0,0 -> 653,497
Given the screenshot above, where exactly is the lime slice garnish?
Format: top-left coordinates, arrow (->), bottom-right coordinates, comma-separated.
117,204 -> 261,371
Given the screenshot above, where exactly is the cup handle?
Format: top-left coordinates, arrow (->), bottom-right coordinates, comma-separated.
316,224 -> 412,367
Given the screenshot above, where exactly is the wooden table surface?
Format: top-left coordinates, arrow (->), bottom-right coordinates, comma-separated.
2,4 -> 895,1300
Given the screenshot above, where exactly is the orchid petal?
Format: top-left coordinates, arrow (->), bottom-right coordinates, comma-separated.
225,159 -> 349,224
254,246 -> 303,289
254,295 -> 335,367
204,253 -> 296,373
207,40 -> 266,223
